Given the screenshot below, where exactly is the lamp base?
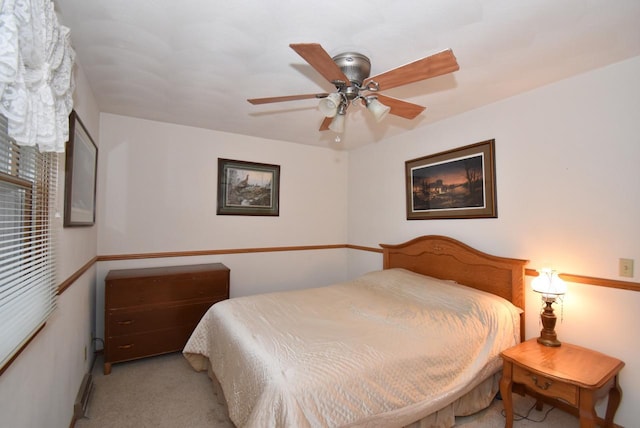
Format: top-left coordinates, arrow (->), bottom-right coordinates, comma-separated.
537,335 -> 561,347
538,298 -> 561,347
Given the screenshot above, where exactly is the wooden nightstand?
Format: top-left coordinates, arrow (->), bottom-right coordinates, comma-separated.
500,339 -> 624,428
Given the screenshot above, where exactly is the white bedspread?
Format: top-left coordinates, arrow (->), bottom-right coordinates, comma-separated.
183,268 -> 521,428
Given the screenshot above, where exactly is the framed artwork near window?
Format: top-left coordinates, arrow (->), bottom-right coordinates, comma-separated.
405,139 -> 497,220
64,111 -> 98,227
217,158 -> 280,216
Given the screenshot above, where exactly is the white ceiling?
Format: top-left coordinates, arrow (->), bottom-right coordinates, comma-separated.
53,0 -> 640,150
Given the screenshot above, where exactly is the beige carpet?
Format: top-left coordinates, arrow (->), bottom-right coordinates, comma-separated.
76,352 -> 580,428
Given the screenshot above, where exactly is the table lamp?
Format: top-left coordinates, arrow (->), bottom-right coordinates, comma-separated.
531,268 -> 566,347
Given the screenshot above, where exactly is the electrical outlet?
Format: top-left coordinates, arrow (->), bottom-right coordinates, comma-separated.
619,258 -> 634,278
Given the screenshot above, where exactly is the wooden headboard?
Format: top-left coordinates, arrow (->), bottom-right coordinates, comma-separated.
380,235 -> 528,340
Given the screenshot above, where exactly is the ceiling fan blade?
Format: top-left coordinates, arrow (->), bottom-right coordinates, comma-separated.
247,93 -> 328,105
365,49 -> 459,91
290,43 -> 351,86
375,94 -> 426,120
319,116 -> 332,131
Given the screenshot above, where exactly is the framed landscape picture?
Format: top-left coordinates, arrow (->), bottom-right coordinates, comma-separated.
405,139 -> 497,220
217,158 -> 280,216
64,111 -> 98,227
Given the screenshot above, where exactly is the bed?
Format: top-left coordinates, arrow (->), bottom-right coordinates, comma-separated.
183,235 -> 528,427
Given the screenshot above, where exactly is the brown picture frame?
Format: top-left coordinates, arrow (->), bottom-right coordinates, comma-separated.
405,139 -> 497,220
217,158 -> 280,216
64,111 -> 98,227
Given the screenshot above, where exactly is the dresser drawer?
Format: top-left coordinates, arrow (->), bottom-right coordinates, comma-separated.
106,271 -> 229,308
512,364 -> 578,405
107,300 -> 216,336
106,325 -> 195,363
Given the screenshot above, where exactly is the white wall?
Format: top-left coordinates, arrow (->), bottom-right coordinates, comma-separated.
94,114 -> 349,340
347,56 -> 640,426
0,64 -> 100,427
98,114 -> 348,254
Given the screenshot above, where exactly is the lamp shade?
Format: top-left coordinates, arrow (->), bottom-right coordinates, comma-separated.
318,93 -> 342,117
328,113 -> 345,133
532,269 -> 566,296
366,97 -> 391,122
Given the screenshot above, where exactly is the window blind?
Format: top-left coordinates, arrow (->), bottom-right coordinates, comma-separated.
0,114 -> 58,372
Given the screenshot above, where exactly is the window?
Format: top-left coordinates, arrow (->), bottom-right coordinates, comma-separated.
0,114 -> 58,373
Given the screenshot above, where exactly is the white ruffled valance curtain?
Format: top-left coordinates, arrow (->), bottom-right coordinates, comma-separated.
0,0 -> 75,153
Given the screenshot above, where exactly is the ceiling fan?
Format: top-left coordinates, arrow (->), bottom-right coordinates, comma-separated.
247,43 -> 459,134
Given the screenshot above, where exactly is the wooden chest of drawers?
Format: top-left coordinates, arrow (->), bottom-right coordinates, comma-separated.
104,263 -> 229,374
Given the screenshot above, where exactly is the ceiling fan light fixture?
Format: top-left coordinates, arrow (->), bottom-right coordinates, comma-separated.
365,97 -> 391,123
328,111 -> 346,133
318,93 -> 342,117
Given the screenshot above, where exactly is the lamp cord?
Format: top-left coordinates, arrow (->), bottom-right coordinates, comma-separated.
500,400 -> 557,423
556,295 -> 564,322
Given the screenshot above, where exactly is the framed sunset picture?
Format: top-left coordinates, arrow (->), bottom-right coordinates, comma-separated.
406,140 -> 496,220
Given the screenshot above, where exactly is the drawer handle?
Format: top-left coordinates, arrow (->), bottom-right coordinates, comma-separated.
118,344 -> 134,350
117,320 -> 133,325
531,375 -> 552,390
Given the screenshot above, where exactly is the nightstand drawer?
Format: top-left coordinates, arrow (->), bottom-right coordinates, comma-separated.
512,365 -> 578,405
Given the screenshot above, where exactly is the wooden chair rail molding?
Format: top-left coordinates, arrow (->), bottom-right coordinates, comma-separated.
524,268 -> 640,292
57,245 -> 639,297
57,256 -> 98,295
